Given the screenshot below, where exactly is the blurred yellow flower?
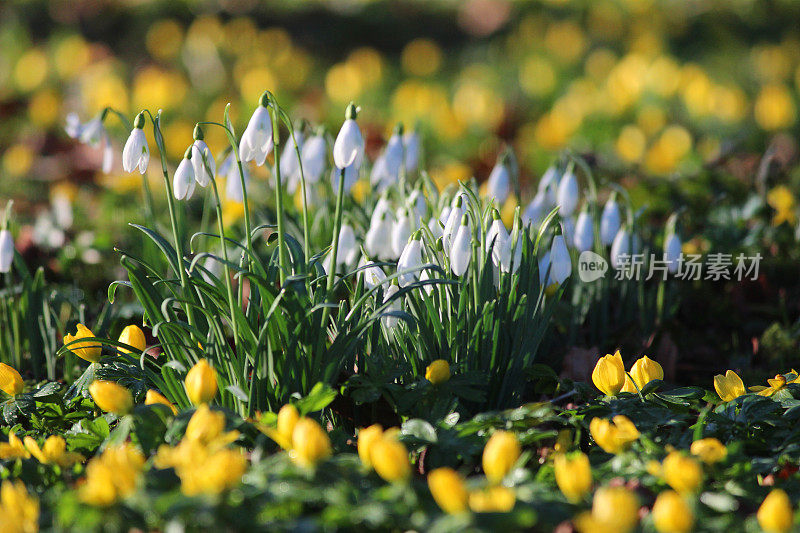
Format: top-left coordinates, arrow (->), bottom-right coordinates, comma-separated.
80,444 -> 144,506
425,360 -> 450,384
24,435 -> 84,467
757,489 -> 794,533
371,435 -> 411,483
616,125 -> 646,163
690,438 -> 727,464
767,185 -> 796,226
482,430 -> 521,484
428,467 -> 468,514
145,389 -> 177,415
402,38 -> 442,77
133,66 -> 188,113
146,19 -> 185,61
589,415 -> 639,454
0,432 -> 30,460
0,363 -> 24,396
3,144 -> 34,178
468,486 -> 515,513
185,359 -> 218,405
754,84 -> 796,130
63,324 -> 101,363
453,78 -> 504,129
574,486 -> 639,533
14,48 -> 48,92
554,452 -> 592,502
520,55 -> 557,97
54,35 -> 90,80
290,417 -> 332,468
28,89 -> 61,128
357,424 -> 384,468
662,451 -> 703,494
652,490 -> 693,533
0,480 -> 39,533
118,324 -> 146,354
89,380 -> 133,416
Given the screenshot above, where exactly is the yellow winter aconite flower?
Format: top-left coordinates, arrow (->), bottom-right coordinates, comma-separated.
621,355 -> 663,393
589,415 -> 640,454
482,430 -> 521,484
592,350 -> 626,396
184,405 -> 239,448
574,486 -> 639,533
89,381 -> 133,416
145,389 -> 177,415
652,490 -> 694,533
662,451 -> 703,494
277,404 -> 300,446
0,363 -> 24,396
757,489 -> 794,533
370,435 -> 411,483
63,324 -> 101,363
767,185 -> 796,226
425,360 -> 451,385
690,438 -> 727,464
357,424 -> 384,468
754,84 -> 796,130
178,446 -> 247,496
0,432 -> 30,460
117,325 -> 146,354
290,417 -> 332,468
468,486 -> 516,513
554,451 -> 592,502
184,359 -> 218,405
23,435 -> 84,467
427,467 -> 468,514
751,375 -> 788,397
713,370 -> 745,402
0,480 -> 39,533
80,444 -> 145,506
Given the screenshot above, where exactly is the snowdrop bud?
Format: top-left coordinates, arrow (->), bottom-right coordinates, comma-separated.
301,131 -> 327,184
485,210 -> 509,267
664,232 -> 682,274
392,209 -> 413,259
408,189 -> 427,224
562,216 -> 575,248
239,94 -> 273,166
101,132 -> 114,174
397,231 -> 423,287
173,148 -> 196,201
574,208 -> 594,252
122,112 -> 149,174
501,231 -> 523,274
610,226 -> 631,269
600,195 -> 621,246
382,125 -> 404,182
333,103 -> 364,169
404,129 -> 420,172
365,212 -> 389,258
359,258 -> 387,289
442,196 -> 465,252
522,192 -> 547,228
438,205 -> 452,226
224,155 -> 249,203
486,158 -> 511,204
382,283 -> 402,329
336,223 -> 358,267
538,165 -> 559,195
450,215 -> 472,276
549,230 -> 572,284
281,129 -> 304,192
0,229 -> 14,273
556,168 -> 579,216
191,127 -> 216,187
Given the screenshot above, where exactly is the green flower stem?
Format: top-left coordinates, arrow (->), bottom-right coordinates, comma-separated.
209,178 -> 240,349
267,100 -> 288,284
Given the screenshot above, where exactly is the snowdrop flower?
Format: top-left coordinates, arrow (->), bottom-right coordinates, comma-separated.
239,93 -> 273,166
485,210 -> 508,267
219,154 -> 250,203
427,217 -> 444,240
574,208 -> 594,252
397,231 -> 423,287
65,112 -> 82,139
392,209 -> 413,258
381,282 -> 402,329
281,129 -> 305,193
419,267 -> 434,295
486,157 -> 511,205
122,112 -> 149,174
0,229 -> 14,273
610,226 -> 631,269
600,195 -> 621,246
336,222 -> 359,267
438,205 -> 452,226
664,231 -> 682,274
359,258 -> 387,290
365,211 -> 392,259
500,230 -> 523,274
442,196 -> 465,252
173,148 -> 196,201
522,192 -> 547,228
370,155 -> 389,190
556,167 -> 579,216
450,215 -> 472,276
333,103 -> 364,169
538,165 -> 560,195
538,251 -> 552,286
191,126 -> 216,187
408,188 -> 427,225
404,129 -> 421,173
301,130 -> 327,184
331,159 -> 360,194
549,230 -> 572,284
66,112 -> 114,173
562,216 -> 575,248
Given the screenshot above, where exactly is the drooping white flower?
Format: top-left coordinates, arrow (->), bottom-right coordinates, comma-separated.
101,132 -> 114,174
391,209 -> 413,259
442,196 -> 465,252
173,152 -> 196,201
359,258 -> 387,290
538,165 -> 559,194
556,168 -> 579,216
239,97 -> 273,166
281,129 -> 305,193
419,267 -> 434,295
336,223 -> 359,267
333,103 -> 364,169
365,212 -> 391,259
485,211 -> 509,267
562,216 -> 575,248
404,130 -> 421,172
408,189 -> 427,224
664,232 -> 682,273
549,232 -> 571,284
574,209 -> 594,252
191,127 -> 216,187
381,283 -> 402,329
522,192 -> 547,228
600,196 -> 621,246
301,132 -> 327,184
500,231 -> 523,274
51,193 -> 73,230
67,112 -> 115,173
427,217 -> 444,240
0,229 -> 14,273
219,153 -> 250,202
79,117 -> 105,147
610,226 -> 631,269
397,232 -> 423,287
486,160 -> 510,205
450,215 -> 472,276
65,112 -> 82,139
122,113 -> 149,174
538,250 -> 552,286
438,205 -> 452,226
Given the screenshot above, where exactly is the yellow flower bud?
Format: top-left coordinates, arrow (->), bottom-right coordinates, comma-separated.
145,389 -> 177,415
652,490 -> 694,533
357,424 -> 384,468
0,363 -> 24,396
89,380 -> 133,415
371,436 -> 411,483
117,325 -> 146,354
713,370 -> 745,402
757,489 -> 794,533
290,418 -> 331,468
591,350 -> 626,396
0,480 -> 39,533
662,451 -> 703,494
184,359 -> 217,405
554,452 -> 592,502
468,486 -> 516,513
589,415 -> 640,454
425,360 -> 451,385
575,486 -> 639,533
690,438 -> 727,464
63,323 -> 101,363
482,430 -> 521,484
428,467 -> 468,514
621,355 -> 663,393
277,404 -> 300,446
